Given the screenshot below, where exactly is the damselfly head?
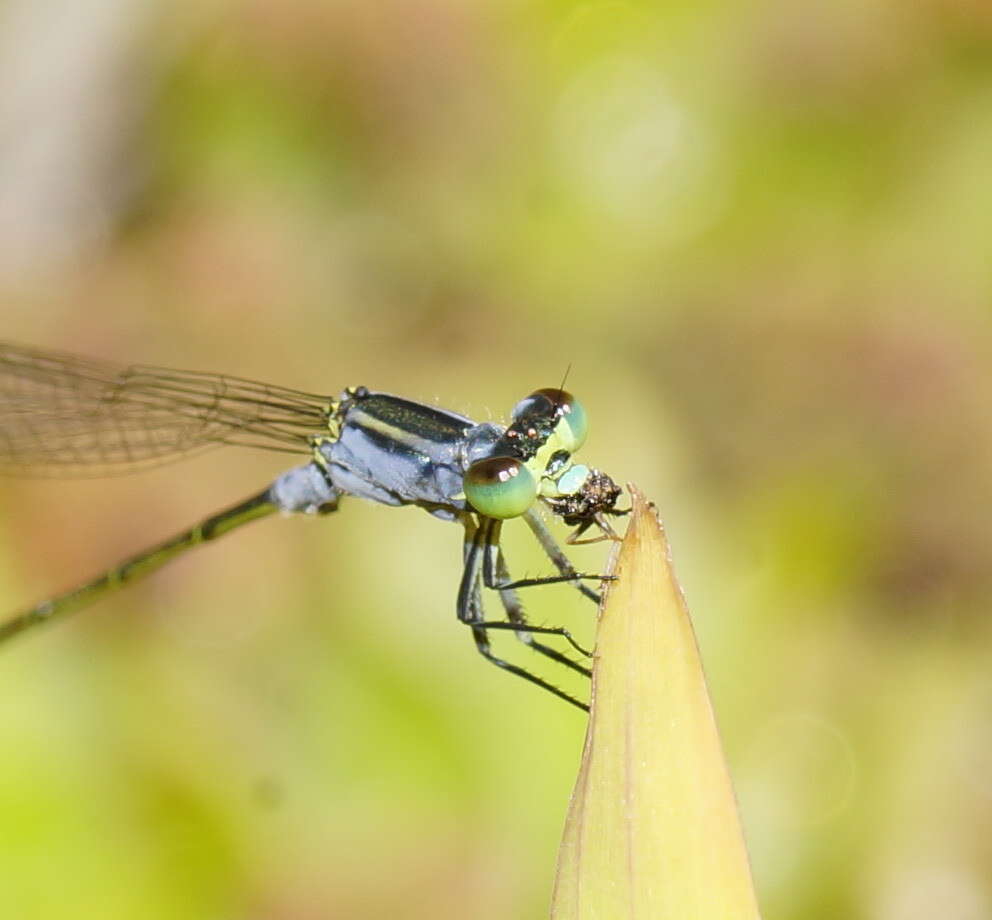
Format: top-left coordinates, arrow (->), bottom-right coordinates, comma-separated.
510,388 -> 623,534
462,386 -> 624,535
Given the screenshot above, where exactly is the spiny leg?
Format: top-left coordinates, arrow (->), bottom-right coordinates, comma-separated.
495,573 -> 611,591
458,517 -> 588,710
466,617 -> 591,660
469,624 -> 588,712
477,516 -> 611,595
523,508 -> 604,604
491,557 -> 592,673
481,520 -> 592,667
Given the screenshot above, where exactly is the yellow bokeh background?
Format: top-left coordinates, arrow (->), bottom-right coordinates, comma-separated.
1,1 -> 991,917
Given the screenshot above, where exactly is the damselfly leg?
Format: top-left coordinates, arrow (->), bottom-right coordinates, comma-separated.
456,515 -> 612,711
523,509 -> 604,604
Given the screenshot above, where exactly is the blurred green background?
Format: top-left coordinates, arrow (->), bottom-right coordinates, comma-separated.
1,0 -> 991,917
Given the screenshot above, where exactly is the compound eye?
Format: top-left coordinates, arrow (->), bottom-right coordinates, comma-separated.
531,388 -> 588,453
464,457 -> 538,519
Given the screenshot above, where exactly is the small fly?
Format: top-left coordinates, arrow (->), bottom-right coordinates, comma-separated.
0,342 -> 626,709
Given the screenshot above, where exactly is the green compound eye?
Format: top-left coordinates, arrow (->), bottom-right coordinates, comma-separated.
464,457 -> 538,519
553,463 -> 590,497
559,394 -> 587,452
530,388 -> 588,453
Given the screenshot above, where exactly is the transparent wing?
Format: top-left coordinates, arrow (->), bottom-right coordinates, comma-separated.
0,342 -> 333,476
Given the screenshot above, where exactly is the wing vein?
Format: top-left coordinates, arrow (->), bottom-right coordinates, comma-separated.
0,342 -> 333,477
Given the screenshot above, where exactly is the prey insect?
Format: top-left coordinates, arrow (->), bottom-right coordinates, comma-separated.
0,342 -> 625,709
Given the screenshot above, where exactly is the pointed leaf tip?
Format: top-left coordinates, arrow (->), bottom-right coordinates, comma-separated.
550,485 -> 762,919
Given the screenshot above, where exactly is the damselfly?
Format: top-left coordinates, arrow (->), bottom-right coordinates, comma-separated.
0,342 -> 625,709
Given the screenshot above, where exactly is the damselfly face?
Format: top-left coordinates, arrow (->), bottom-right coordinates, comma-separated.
462,388 -> 623,539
